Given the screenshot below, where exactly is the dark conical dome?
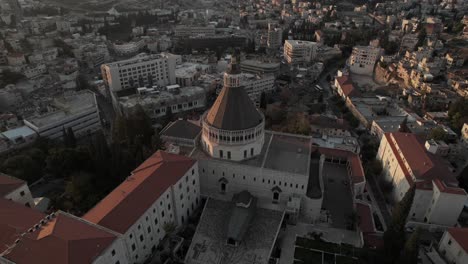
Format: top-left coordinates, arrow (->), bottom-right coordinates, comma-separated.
206,85 -> 263,130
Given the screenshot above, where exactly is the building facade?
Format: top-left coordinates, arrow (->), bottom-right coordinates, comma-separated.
283,40 -> 318,64
101,53 -> 178,92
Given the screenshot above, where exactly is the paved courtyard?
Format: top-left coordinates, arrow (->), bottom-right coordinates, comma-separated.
322,163 -> 355,229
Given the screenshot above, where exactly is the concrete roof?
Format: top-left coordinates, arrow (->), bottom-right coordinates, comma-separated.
1,126 -> 36,140
185,198 -> 283,264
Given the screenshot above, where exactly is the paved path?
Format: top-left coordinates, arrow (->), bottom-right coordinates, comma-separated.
366,172 -> 392,226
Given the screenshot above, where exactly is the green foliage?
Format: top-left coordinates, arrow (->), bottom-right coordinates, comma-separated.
448,98 -> 468,132
260,92 -> 267,110
398,228 -> 421,264
0,69 -> 25,86
2,154 -> 41,183
428,127 -> 448,142
383,186 -> 415,264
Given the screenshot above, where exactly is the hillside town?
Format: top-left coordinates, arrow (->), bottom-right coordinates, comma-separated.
1,0 -> 468,264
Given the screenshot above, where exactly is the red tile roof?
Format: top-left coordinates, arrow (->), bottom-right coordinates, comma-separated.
336,75 -> 360,98
83,151 -> 196,234
384,132 -> 459,187
0,198 -> 45,253
4,212 -> 116,264
448,228 -> 468,253
356,202 -> 375,234
0,173 -> 26,197
433,179 -> 467,196
312,146 -> 365,184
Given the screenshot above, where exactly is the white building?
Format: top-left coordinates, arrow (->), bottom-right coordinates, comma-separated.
84,151 -> 201,264
112,39 -> 146,55
0,173 -> 34,207
267,23 -> 282,50
438,228 -> 468,264
175,62 -> 210,87
377,132 -> 467,227
117,85 -> 206,119
283,40 -> 318,64
174,25 -> 215,38
23,91 -> 102,140
349,45 -> 382,76
237,73 -> 275,105
101,53 -> 178,92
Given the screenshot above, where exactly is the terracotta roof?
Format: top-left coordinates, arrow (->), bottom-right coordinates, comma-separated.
0,173 -> 26,197
312,146 -> 365,184
336,75 -> 360,98
433,179 -> 466,195
356,202 -> 375,234
4,212 -> 116,264
447,228 -> 468,253
0,198 -> 45,253
206,84 -> 263,131
384,132 -> 458,186
83,151 -> 196,234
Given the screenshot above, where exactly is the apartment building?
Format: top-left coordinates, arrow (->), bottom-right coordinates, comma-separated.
377,132 -> 467,226
101,53 -> 179,92
267,23 -> 282,50
349,45 -> 382,76
84,151 -> 201,264
438,228 -> 468,264
174,25 -> 215,38
283,40 -> 318,64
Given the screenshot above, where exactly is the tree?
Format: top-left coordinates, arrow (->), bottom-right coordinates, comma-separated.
260,92 -> 267,110
428,127 -> 448,142
448,98 -> 468,132
383,186 -> 415,263
398,228 -> 421,264
67,127 -> 77,148
1,155 -> 41,183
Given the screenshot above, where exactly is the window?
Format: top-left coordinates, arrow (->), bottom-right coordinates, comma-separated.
111,249 -> 115,256
448,239 -> 452,245
140,235 -> 144,242
20,191 -> 25,196
129,234 -> 133,239
131,244 -> 136,251
244,150 -> 247,158
154,218 -> 158,225
227,151 -> 231,159
221,183 -> 226,193
192,169 -> 194,175
193,179 -> 196,185
273,192 -> 279,203
168,204 -> 171,210
115,261 -> 120,264
161,211 -> 165,217
251,148 -> 254,156
147,227 -> 151,233
219,150 -> 224,158
138,225 -> 141,230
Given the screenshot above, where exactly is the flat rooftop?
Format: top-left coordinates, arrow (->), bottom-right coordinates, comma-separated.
118,86 -> 205,109
24,91 -> 96,128
191,131 -> 312,176
185,198 -> 283,264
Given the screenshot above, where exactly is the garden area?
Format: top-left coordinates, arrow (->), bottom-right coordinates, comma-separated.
294,236 -> 379,264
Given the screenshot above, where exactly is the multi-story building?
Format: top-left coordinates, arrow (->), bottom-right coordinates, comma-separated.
23,91 -> 102,140
349,45 -> 382,76
238,73 -> 275,105
438,228 -> 468,264
462,123 -> 468,144
175,62 -> 210,87
283,40 -> 318,64
112,39 -> 146,56
0,173 -> 34,207
267,23 -> 282,50
116,85 -> 206,120
240,59 -> 280,76
101,53 -> 178,92
83,151 -> 200,264
174,26 -> 216,39
377,132 -> 467,226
